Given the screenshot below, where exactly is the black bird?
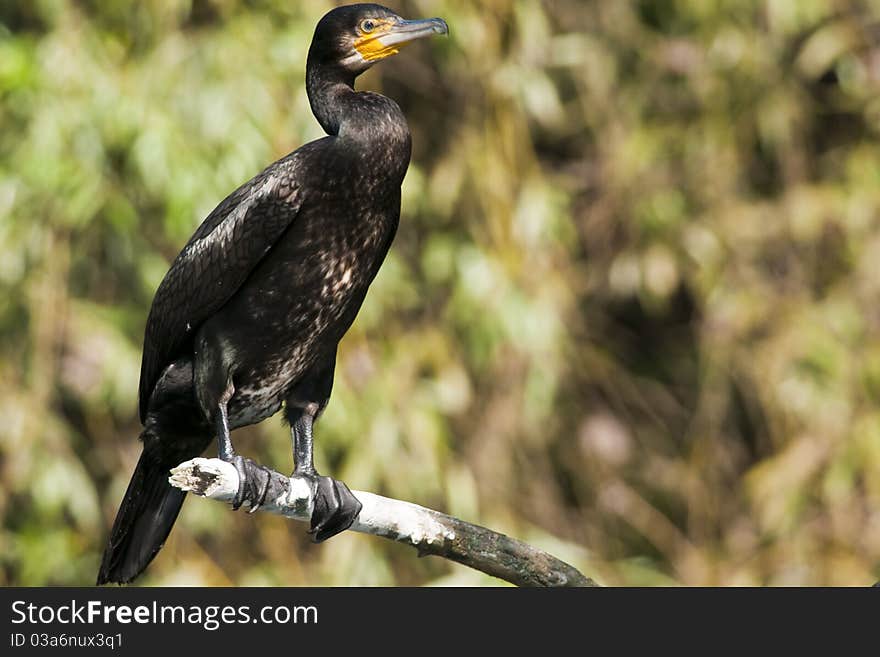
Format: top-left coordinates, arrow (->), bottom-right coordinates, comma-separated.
97,4 -> 448,585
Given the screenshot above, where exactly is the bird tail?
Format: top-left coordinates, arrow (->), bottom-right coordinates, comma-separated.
97,439 -> 187,585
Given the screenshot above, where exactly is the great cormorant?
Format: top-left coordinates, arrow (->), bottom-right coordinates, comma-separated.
97,3 -> 448,585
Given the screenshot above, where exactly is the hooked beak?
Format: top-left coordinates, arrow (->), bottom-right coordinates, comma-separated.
379,17 -> 449,47
354,17 -> 448,63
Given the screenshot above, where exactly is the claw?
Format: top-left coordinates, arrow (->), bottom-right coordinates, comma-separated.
226,455 -> 272,512
306,475 -> 362,542
247,465 -> 272,513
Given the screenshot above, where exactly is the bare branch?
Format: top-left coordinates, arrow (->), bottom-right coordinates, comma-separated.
169,458 -> 597,587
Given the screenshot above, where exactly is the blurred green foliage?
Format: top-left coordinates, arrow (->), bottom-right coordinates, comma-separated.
2,0 -> 880,585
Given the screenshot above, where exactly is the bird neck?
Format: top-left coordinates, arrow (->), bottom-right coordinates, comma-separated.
306,61 -> 357,136
306,63 -> 411,159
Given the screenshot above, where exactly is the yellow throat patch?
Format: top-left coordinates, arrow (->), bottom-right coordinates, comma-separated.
353,19 -> 406,62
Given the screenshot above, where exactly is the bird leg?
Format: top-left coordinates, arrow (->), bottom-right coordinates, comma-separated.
290,404 -> 362,542
215,385 -> 271,513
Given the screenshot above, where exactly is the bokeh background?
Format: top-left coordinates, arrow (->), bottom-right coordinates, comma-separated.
2,0 -> 880,586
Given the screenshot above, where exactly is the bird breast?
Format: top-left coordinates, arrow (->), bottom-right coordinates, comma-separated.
218,185 -> 399,428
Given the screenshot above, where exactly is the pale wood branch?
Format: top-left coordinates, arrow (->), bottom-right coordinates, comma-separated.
169,457 -> 596,587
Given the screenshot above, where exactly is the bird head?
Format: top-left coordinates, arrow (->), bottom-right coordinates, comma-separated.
310,3 -> 448,74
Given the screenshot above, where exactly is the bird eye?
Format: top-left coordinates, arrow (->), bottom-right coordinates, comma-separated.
360,19 -> 376,33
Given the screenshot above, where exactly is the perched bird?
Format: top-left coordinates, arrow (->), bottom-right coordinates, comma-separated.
97,3 -> 448,585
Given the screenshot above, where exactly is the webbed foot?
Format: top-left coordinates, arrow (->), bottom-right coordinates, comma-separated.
226,455 -> 272,512
302,474 -> 362,542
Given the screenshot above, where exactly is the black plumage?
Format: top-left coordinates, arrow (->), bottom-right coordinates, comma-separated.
98,3 -> 447,585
